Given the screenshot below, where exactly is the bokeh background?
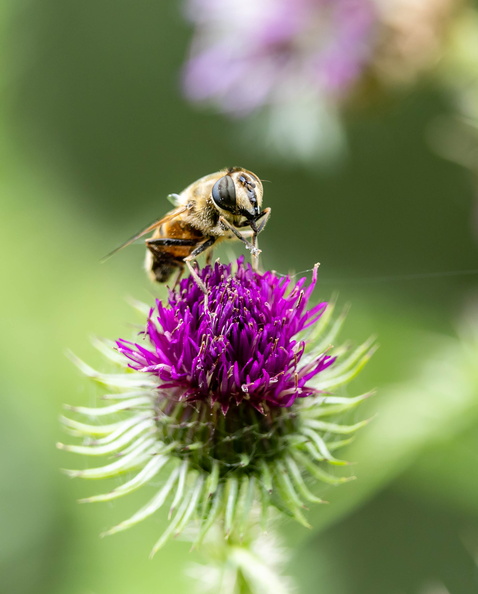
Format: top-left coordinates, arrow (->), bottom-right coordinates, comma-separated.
2,1 -> 478,593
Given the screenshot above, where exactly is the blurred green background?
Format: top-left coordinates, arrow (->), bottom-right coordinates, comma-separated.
2,2 -> 478,593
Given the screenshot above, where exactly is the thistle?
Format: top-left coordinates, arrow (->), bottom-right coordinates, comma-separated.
182,0 -> 377,162
59,258 -> 374,561
181,0 -> 463,163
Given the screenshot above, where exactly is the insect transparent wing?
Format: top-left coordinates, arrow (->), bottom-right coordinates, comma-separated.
102,207 -> 188,262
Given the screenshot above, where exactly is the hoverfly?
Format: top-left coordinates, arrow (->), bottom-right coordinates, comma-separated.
106,167 -> 271,291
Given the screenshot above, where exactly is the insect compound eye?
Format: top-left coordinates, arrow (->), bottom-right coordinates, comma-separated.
211,175 -> 237,213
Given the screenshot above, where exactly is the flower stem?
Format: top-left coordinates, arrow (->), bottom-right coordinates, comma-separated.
189,521 -> 294,594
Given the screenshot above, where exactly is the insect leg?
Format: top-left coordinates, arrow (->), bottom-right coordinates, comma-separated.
184,236 -> 217,294
173,267 -> 185,289
218,216 -> 261,257
146,238 -> 197,247
252,207 -> 271,235
251,208 -> 271,270
145,238 -> 198,284
235,208 -> 271,270
236,207 -> 271,233
206,249 -> 214,266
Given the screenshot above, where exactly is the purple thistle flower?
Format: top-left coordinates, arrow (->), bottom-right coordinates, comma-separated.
181,0 -> 377,163
183,0 -> 376,114
117,258 -> 335,414
181,0 -> 464,164
60,258 -> 374,554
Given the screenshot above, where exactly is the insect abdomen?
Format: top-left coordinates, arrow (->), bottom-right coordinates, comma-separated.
147,251 -> 184,283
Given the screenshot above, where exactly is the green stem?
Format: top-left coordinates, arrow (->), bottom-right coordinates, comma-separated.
189,520 -> 294,594
236,569 -> 252,594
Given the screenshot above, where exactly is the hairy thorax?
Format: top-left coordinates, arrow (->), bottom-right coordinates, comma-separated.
184,197 -> 244,239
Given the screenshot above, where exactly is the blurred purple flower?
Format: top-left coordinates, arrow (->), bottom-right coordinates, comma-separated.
182,0 -> 464,163
183,0 -> 376,116
118,258 -> 334,414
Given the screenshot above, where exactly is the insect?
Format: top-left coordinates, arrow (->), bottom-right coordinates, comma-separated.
106,167 -> 271,291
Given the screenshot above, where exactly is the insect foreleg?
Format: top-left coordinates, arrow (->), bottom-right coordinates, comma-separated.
251,207 -> 271,235
236,207 -> 271,233
236,208 -> 271,271
218,216 -> 261,257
